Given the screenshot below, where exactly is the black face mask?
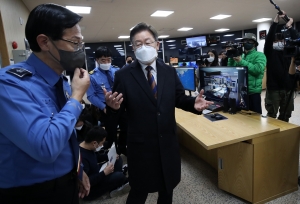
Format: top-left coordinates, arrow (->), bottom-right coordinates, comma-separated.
58,49 -> 85,72
49,40 -> 86,72
127,60 -> 132,64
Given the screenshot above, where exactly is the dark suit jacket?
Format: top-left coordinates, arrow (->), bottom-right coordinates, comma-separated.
109,59 -> 199,193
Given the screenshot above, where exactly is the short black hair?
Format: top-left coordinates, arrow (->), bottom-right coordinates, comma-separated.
95,46 -> 112,59
130,22 -> 158,43
126,56 -> 133,60
84,126 -> 107,143
25,3 -> 82,52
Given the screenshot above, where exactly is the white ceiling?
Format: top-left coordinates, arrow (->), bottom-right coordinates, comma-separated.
22,0 -> 300,43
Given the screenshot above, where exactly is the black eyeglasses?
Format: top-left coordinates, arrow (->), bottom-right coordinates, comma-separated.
60,38 -> 85,51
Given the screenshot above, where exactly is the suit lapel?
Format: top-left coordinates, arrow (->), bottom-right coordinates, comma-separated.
130,61 -> 156,106
156,60 -> 166,107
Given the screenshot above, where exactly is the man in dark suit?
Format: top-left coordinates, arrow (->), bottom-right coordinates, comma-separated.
105,22 -> 213,204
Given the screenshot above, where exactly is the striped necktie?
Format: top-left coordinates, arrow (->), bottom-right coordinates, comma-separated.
146,66 -> 157,99
55,77 -> 83,180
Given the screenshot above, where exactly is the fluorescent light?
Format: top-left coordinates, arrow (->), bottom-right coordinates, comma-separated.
224,34 -> 234,37
168,44 -> 176,46
221,41 -> 227,43
116,48 -> 123,50
235,38 -> 243,40
178,27 -> 193,31
151,10 -> 174,17
114,45 -> 122,47
252,18 -> 272,22
210,14 -> 231,20
158,35 -> 169,38
66,6 -> 91,14
85,47 -> 91,49
118,36 -> 130,39
129,44 -> 132,46
166,40 -> 176,42
215,28 -> 230,32
210,44 -> 217,46
169,47 -> 176,49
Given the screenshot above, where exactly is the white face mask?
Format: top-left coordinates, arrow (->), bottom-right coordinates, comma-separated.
75,125 -> 83,130
207,57 -> 215,63
135,45 -> 157,65
95,145 -> 103,152
273,42 -> 284,51
99,63 -> 111,70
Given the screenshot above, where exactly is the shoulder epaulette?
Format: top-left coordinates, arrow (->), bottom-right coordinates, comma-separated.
6,67 -> 32,78
89,70 -> 95,74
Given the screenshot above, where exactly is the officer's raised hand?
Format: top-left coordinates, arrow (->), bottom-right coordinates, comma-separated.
71,68 -> 90,102
103,88 -> 123,110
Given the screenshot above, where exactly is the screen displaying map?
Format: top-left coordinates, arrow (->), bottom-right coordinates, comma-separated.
175,68 -> 195,91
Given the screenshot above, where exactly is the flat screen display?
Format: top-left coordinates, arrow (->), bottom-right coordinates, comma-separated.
176,68 -> 196,91
199,66 -> 249,111
186,36 -> 207,48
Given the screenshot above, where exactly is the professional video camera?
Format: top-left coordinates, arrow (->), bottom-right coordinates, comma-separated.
195,54 -> 210,65
284,38 -> 300,65
222,42 -> 244,58
270,0 -> 300,65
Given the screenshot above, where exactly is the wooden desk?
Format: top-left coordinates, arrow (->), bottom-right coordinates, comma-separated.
176,109 -> 300,204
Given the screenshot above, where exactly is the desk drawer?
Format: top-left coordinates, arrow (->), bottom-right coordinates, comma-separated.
218,142 -> 253,202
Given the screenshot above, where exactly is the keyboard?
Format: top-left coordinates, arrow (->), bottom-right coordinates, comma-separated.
207,102 -> 223,112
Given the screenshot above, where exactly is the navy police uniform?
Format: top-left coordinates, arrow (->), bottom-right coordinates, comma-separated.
0,54 -> 82,203
87,66 -> 119,111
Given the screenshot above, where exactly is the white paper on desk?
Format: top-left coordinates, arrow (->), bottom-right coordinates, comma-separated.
99,143 -> 117,173
202,109 -> 212,115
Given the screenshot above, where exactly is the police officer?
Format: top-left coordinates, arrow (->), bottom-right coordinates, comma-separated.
87,47 -> 127,154
0,3 -> 90,203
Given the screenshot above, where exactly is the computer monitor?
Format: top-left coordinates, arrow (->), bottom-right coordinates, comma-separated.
190,61 -> 197,68
186,36 -> 207,48
178,62 -> 191,67
199,66 -> 249,111
175,68 -> 196,91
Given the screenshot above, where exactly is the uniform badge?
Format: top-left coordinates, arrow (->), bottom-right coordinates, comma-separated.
65,91 -> 70,99
6,68 -> 32,78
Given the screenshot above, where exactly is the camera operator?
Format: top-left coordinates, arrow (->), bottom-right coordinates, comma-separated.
221,41 -> 236,66
228,33 -> 267,114
264,12 -> 296,122
199,49 -> 219,67
196,50 -> 218,92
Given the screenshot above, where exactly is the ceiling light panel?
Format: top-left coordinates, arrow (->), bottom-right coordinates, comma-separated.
210,14 -> 231,20
252,18 -> 272,22
177,27 -> 193,31
215,28 -> 230,32
151,10 -> 174,17
66,6 -> 91,14
118,36 -> 130,39
158,35 -> 170,38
